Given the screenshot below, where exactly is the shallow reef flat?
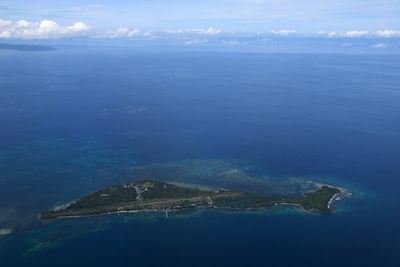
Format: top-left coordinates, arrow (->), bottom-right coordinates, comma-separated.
127,159 -> 329,196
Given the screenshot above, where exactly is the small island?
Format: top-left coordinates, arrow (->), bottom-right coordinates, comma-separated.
40,180 -> 341,220
0,43 -> 55,51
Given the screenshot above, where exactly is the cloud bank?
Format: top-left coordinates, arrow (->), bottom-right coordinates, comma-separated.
1,19 -> 400,41
0,19 -> 90,39
318,30 -> 400,38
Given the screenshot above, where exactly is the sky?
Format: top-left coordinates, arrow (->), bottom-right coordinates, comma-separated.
1,0 -> 400,42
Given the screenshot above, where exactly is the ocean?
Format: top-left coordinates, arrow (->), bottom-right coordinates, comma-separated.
0,47 -> 400,266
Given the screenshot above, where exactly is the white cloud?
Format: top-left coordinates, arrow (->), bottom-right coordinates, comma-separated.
142,31 -> 153,37
371,43 -> 389,49
184,38 -> 209,46
37,20 -> 59,36
0,19 -> 12,28
318,29 -> 400,38
39,20 -> 58,30
317,31 -> 338,38
271,29 -> 296,35
68,22 -> 90,32
376,30 -> 400,37
0,19 -> 90,39
328,32 -> 338,38
343,30 -> 370,37
16,20 -> 30,28
96,27 -> 221,39
101,27 -> 141,38
1,18 -> 400,42
199,27 -> 221,35
161,29 -> 183,34
161,27 -> 222,35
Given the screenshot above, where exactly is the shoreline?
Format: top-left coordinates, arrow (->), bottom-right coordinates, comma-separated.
312,181 -> 352,210
40,201 -> 327,220
40,180 -> 347,220
328,193 -> 340,209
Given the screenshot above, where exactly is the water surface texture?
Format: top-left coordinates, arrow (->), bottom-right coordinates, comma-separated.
0,49 -> 400,266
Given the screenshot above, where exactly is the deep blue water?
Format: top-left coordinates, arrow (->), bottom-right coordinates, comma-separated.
0,48 -> 400,266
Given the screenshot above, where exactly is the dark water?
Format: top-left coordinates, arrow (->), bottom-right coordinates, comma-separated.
0,48 -> 400,266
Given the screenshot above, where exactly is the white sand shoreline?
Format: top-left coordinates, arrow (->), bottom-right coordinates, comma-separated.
328,193 -> 340,209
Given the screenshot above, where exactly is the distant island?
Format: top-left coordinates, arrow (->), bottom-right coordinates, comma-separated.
0,43 -> 55,51
41,180 -> 341,220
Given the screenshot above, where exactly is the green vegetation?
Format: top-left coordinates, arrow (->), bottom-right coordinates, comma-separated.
283,186 -> 341,212
68,187 -> 138,210
140,181 -> 208,200
40,180 -> 342,220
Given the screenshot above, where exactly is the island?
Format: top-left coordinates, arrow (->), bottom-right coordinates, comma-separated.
0,43 -> 55,51
40,180 -> 341,220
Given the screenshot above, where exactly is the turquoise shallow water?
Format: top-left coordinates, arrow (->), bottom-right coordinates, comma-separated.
0,49 -> 400,266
